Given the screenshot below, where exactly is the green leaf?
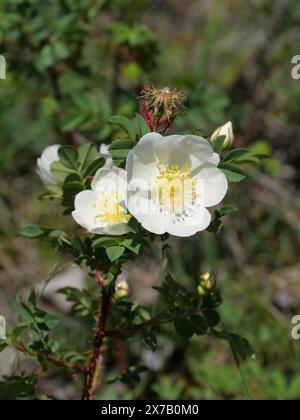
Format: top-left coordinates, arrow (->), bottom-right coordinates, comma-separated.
42,314 -> 60,331
222,148 -> 249,162
0,340 -> 8,352
110,158 -> 126,168
222,147 -> 260,165
109,139 -> 137,159
16,297 -> 34,324
92,236 -> 121,248
60,112 -> 87,132
174,319 -> 194,339
189,315 -> 208,336
106,246 -> 126,262
248,140 -> 271,156
214,330 -> 254,365
229,333 -> 254,365
0,374 -> 37,400
58,146 -> 78,170
62,173 -> 82,191
43,184 -> 62,195
108,115 -> 137,140
19,224 -> 45,239
216,205 -> 238,218
219,162 -> 246,183
203,309 -> 220,327
121,238 -> 141,255
212,135 -> 225,154
127,217 -> 141,234
10,323 -> 29,341
207,218 -> 223,234
235,153 -> 260,165
61,173 -> 83,212
136,113 -> 150,138
78,142 -> 99,173
83,157 -> 105,178
50,161 -> 74,182
28,290 -> 37,306
57,287 -> 95,318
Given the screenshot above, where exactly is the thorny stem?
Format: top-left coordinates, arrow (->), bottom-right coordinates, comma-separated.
81,268 -> 115,401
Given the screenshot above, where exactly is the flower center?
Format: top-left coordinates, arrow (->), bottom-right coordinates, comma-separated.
92,191 -> 131,225
151,163 -> 197,215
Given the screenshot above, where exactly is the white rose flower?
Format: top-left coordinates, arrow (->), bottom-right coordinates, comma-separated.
72,166 -> 131,235
126,133 -> 228,237
37,144 -> 61,184
99,143 -> 113,168
210,121 -> 234,149
0,315 -> 6,340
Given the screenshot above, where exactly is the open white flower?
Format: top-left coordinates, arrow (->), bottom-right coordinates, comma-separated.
126,133 -> 228,237
0,315 -> 6,340
37,144 -> 61,184
72,166 -> 131,235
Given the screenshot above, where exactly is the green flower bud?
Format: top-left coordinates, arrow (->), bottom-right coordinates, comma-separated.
197,272 -> 217,296
114,280 -> 129,300
210,121 -> 234,150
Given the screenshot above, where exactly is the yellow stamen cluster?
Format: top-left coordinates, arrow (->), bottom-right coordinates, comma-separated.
151,163 -> 197,214
92,191 -> 131,225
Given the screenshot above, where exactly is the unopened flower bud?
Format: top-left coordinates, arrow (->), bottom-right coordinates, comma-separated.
0,315 -> 6,340
114,280 -> 129,300
210,121 -> 234,150
197,272 -> 217,296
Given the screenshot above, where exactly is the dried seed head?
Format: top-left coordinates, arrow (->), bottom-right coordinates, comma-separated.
140,84 -> 186,126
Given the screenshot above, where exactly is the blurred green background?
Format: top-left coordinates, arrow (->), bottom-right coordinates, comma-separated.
1,0 -> 300,400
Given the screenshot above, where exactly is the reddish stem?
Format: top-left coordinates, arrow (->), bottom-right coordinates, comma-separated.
143,101 -> 155,131
81,270 -> 112,401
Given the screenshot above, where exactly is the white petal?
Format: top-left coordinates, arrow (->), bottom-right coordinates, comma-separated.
99,143 -> 110,156
153,135 -> 189,166
126,149 -> 158,184
165,207 -> 211,237
92,166 -> 127,196
126,133 -> 161,182
128,132 -> 161,168
194,163 -> 228,207
39,144 -> 60,172
138,132 -> 163,150
153,135 -> 213,169
37,144 -> 61,184
99,144 -> 113,168
139,214 -> 168,235
179,135 -> 214,163
72,190 -> 101,232
36,165 -> 57,185
127,190 -> 150,217
208,152 -> 220,166
104,223 -> 130,235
